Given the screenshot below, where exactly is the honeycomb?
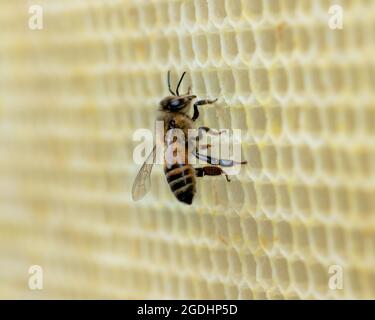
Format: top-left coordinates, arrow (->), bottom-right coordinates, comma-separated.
0,0 -> 375,299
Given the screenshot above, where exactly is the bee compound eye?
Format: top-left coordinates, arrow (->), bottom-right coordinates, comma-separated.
170,99 -> 182,108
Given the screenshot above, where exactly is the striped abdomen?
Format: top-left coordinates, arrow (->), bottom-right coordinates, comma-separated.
164,163 -> 196,205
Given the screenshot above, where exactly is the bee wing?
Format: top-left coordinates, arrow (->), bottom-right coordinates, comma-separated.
131,145 -> 157,201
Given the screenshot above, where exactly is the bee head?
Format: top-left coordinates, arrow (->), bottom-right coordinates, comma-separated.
159,95 -> 196,112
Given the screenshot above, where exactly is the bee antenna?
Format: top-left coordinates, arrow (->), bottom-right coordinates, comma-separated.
168,70 -> 176,96
176,71 -> 186,96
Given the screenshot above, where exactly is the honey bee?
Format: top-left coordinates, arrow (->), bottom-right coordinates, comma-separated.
132,71 -> 247,205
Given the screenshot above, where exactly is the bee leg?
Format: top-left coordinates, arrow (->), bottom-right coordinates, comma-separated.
197,126 -> 226,137
195,167 -> 231,182
198,144 -> 211,150
193,151 -> 247,167
192,98 -> 218,121
193,127 -> 224,150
